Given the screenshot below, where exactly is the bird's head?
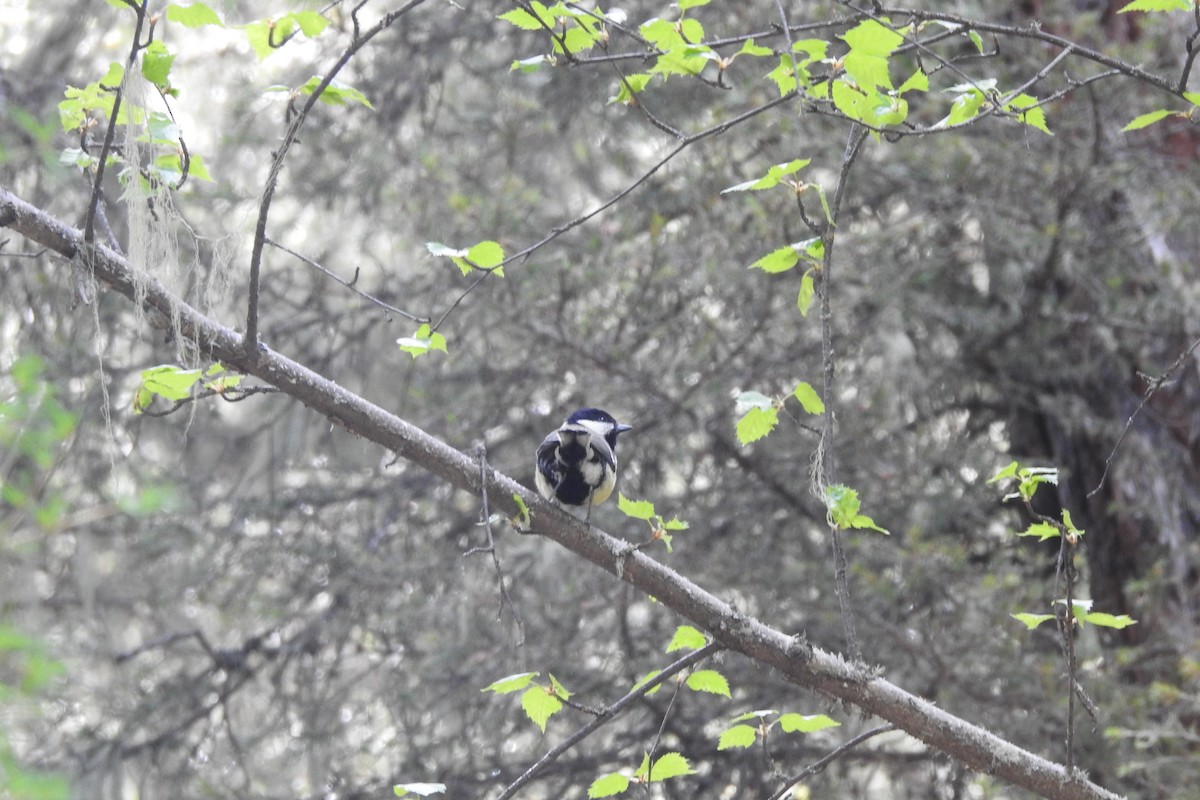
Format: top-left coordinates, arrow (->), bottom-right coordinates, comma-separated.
564,407 -> 633,448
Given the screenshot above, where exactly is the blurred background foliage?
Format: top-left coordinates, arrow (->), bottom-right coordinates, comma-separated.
2,1 -> 1200,797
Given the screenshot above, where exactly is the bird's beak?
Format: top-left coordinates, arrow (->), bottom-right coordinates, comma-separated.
617,423 -> 633,434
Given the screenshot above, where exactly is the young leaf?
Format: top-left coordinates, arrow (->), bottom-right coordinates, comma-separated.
988,460 -> 1020,483
750,244 -> 801,273
498,4 -> 553,31
643,752 -> 695,782
678,0 -> 712,9
778,713 -> 840,733
792,382 -> 825,414
1011,612 -> 1055,630
631,669 -> 664,696
482,671 -> 538,694
798,271 -> 815,315
1005,93 -> 1051,135
618,494 -> 656,520
738,38 -> 774,57
1017,522 -> 1061,541
686,669 -> 731,697
138,365 -> 204,401
397,324 -> 448,359
734,390 -> 774,412
666,625 -> 707,652
521,684 -> 563,733
731,709 -> 777,723
393,784 -> 446,797
717,724 -> 758,750
1118,0 -> 1190,11
1080,612 -> 1138,629
588,773 -> 631,798
1122,109 -> 1173,131
736,406 -> 778,445
466,240 -> 505,269
140,41 -> 176,88
166,2 -> 224,27
548,673 -> 571,700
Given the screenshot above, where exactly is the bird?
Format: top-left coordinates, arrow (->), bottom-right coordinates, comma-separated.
535,407 -> 632,520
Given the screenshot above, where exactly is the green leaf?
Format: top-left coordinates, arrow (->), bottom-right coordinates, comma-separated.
738,38 -> 774,57
292,10 -> 328,37
1011,612 -> 1055,630
466,240 -> 505,269
556,25 -> 599,55
641,752 -> 694,782
138,365 -> 204,401
988,461 -> 1020,483
798,271 -> 815,315
610,73 -> 653,104
663,516 -> 689,531
1017,522 -> 1061,541
499,3 -> 553,31
686,669 -> 731,697
1185,91 -> 1200,106
666,625 -> 707,652
548,672 -> 571,700
618,494 -> 656,520
778,713 -> 840,733
522,684 -> 563,733
1118,0 -> 1190,11
736,406 -> 778,445
393,784 -> 446,797
512,55 -> 548,73
840,19 -> 903,91
722,158 -> 810,193
897,69 -> 929,94
166,2 -> 224,27
968,29 -> 984,53
1081,612 -> 1138,629
297,76 -> 374,109
588,773 -> 631,798
944,88 -> 985,126
482,671 -> 538,693
824,485 -> 888,533
717,724 -> 758,750
678,0 -> 711,9
631,669 -> 664,696
1062,509 -> 1084,537
397,324 -> 448,359
679,17 -> 704,42
750,244 -> 801,273
1006,93 -> 1051,135
1122,109 -> 1173,131
140,41 -> 175,88
792,382 -> 825,414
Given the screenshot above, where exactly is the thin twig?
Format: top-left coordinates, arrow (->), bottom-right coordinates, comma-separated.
264,236 -> 426,323
463,443 -> 526,647
1088,334 -> 1200,498
431,90 -> 799,330
245,0 -> 429,358
84,0 -> 150,246
819,124 -> 870,663
493,642 -> 722,800
769,724 -> 898,800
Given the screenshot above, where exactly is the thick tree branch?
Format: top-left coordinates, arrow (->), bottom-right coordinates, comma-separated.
0,186 -> 1124,800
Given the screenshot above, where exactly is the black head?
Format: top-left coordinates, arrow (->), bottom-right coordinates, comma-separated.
564,407 -> 633,448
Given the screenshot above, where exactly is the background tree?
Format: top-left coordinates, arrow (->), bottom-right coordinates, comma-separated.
2,1 -> 1200,798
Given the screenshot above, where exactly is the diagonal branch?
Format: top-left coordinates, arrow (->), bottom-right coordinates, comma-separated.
0,185 -> 1126,800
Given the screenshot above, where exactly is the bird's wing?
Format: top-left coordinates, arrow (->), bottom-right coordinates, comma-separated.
535,431 -> 563,486
582,427 -> 617,469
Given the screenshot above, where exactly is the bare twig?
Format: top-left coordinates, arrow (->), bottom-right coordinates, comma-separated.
819,124 -> 870,663
493,642 -> 722,800
1088,334 -> 1200,498
769,724 -> 898,800
245,0 -> 429,358
463,443 -> 526,647
83,0 -> 150,246
264,236 -> 426,323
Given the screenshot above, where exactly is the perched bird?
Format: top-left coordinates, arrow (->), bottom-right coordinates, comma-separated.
535,408 -> 632,519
